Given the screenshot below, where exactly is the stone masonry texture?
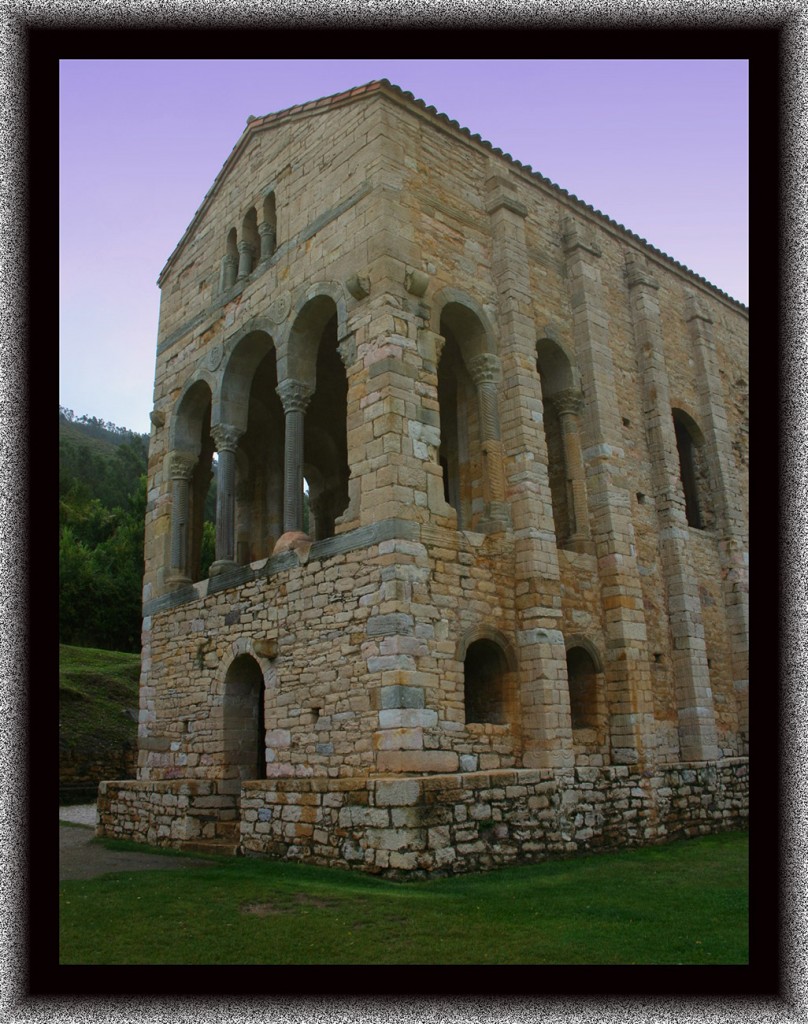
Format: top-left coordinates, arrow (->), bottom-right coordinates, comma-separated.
98,81 -> 749,876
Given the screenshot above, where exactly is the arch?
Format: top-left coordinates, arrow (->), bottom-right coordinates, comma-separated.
278,283 -> 349,387
240,207 -> 259,278
430,288 -> 497,361
672,407 -> 713,530
222,653 -> 268,788
565,641 -> 609,763
437,299 -> 499,530
463,637 -> 514,726
277,290 -> 350,538
457,624 -> 518,671
218,328 -> 277,433
535,337 -> 589,548
170,374 -> 216,454
535,337 -> 577,398
458,625 -> 518,728
168,378 -> 215,583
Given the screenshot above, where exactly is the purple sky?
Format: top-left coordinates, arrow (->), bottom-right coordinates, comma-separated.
59,59 -> 748,435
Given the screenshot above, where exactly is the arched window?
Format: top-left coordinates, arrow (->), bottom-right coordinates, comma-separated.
281,295 -> 350,539
672,408 -> 713,530
222,654 -> 266,786
437,301 -> 503,532
535,338 -> 589,549
566,646 -> 599,730
169,380 -> 215,585
566,643 -> 609,763
464,638 -> 510,725
261,193 -> 277,260
437,332 -> 475,529
220,228 -> 238,291
239,208 -> 259,279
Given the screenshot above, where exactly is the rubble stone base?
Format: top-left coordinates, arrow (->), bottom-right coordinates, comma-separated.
98,758 -> 747,877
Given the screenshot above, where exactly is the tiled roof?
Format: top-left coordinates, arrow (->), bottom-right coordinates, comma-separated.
160,79 -> 746,310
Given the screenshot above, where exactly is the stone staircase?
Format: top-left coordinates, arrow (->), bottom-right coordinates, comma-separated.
179,820 -> 241,857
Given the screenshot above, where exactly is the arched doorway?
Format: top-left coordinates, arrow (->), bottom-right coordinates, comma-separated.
222,654 -> 266,790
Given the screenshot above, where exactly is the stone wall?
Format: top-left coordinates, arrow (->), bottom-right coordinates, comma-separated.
98,761 -> 748,877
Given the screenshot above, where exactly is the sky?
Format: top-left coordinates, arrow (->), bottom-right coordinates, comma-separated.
59,58 -> 748,436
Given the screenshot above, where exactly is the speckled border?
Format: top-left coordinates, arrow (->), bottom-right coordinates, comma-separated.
1,7 -> 801,1022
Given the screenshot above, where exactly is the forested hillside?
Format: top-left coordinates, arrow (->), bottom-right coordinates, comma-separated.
59,407 -> 150,652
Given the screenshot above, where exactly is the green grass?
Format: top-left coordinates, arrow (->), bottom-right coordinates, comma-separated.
59,644 -> 139,762
60,830 -> 748,965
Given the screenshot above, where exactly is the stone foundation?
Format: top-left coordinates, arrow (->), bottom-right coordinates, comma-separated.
98,758 -> 747,877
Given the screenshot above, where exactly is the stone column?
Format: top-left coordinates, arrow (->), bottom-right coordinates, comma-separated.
220,253 -> 238,291
209,423 -> 244,576
237,240 -> 254,281
548,388 -> 592,551
258,221 -> 276,261
685,293 -> 749,753
276,379 -> 314,534
166,451 -> 197,588
468,352 -> 510,529
626,253 -> 719,762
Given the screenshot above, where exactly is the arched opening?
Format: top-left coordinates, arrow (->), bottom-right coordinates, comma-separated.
170,380 -> 215,583
240,207 -> 259,279
535,338 -> 586,548
283,295 -> 350,538
437,334 -> 475,529
464,638 -> 511,725
222,654 -> 266,787
261,193 -> 277,258
672,408 -> 713,530
304,314 -> 349,539
220,228 -> 238,291
566,644 -> 609,763
220,330 -> 283,562
437,302 -> 491,531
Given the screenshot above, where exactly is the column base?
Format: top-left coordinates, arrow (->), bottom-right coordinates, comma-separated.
166,574 -> 193,590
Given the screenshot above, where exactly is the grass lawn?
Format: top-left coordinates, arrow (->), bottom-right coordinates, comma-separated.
59,644 -> 139,764
59,830 -> 748,965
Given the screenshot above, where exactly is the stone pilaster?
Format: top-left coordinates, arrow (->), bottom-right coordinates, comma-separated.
626,253 -> 719,762
166,451 -> 197,588
686,293 -> 749,752
209,423 -> 244,576
563,218 -> 656,765
485,173 -> 573,769
276,379 -> 314,534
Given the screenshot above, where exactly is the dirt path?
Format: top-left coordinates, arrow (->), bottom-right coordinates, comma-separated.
59,820 -> 215,881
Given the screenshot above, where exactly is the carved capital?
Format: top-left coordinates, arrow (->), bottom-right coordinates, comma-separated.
167,451 -> 197,480
210,423 -> 243,452
276,379 -> 314,415
549,388 -> 584,418
237,240 -> 254,255
467,352 -> 502,387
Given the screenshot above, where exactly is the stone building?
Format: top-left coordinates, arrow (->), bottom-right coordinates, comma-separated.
98,81 -> 749,875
